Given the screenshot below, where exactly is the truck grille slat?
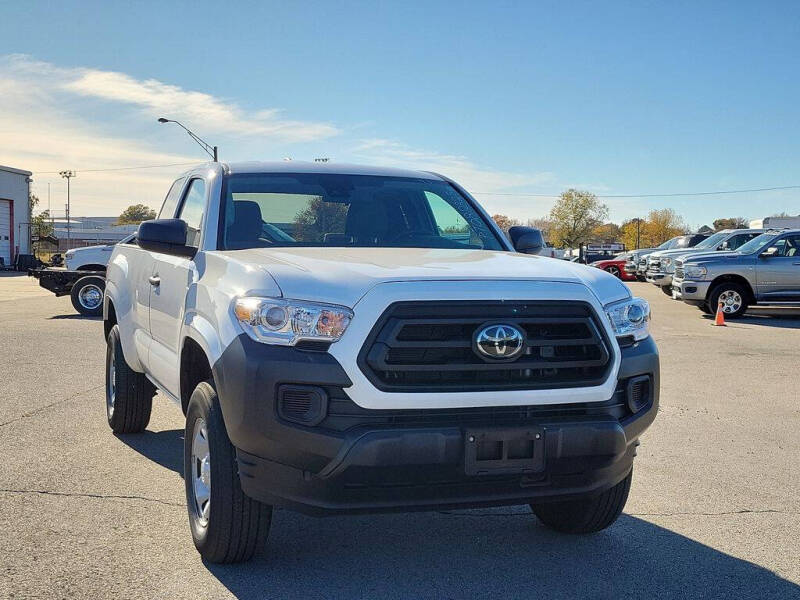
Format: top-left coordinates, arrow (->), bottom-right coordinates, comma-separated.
357,301 -> 614,392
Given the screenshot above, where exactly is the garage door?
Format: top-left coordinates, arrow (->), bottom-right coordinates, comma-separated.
0,200 -> 11,265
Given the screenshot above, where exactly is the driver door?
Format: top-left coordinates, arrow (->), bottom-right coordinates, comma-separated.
756,234 -> 800,300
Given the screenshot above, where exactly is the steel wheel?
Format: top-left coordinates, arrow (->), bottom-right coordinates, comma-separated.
718,289 -> 743,314
78,284 -> 103,311
191,418 -> 211,529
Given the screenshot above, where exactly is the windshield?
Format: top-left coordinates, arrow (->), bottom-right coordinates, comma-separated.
219,173 -> 505,251
658,237 -> 678,249
736,232 -> 779,255
692,231 -> 728,250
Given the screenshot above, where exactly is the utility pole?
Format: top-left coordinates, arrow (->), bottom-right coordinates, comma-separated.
636,218 -> 641,250
59,170 -> 76,247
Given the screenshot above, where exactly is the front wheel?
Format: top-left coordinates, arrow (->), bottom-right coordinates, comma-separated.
185,381 -> 272,563
708,282 -> 749,319
604,266 -> 621,279
660,285 -> 673,297
531,470 -> 632,533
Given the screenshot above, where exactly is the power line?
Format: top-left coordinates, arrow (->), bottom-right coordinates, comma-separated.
475,185 -> 800,199
29,161 -> 800,199
33,162 -> 198,175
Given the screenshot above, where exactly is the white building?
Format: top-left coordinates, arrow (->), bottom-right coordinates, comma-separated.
0,165 -> 32,266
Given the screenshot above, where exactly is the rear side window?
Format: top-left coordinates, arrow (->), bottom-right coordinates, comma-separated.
177,179 -> 206,247
158,177 -> 186,219
726,233 -> 759,250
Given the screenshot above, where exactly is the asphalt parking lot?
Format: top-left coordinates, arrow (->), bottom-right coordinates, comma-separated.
1,272 -> 798,599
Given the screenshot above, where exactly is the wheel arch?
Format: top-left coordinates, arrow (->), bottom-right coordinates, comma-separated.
77,264 -> 107,272
180,315 -> 224,415
707,274 -> 755,304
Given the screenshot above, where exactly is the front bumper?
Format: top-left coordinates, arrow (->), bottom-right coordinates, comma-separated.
671,278 -> 711,303
213,334 -> 659,515
645,271 -> 673,286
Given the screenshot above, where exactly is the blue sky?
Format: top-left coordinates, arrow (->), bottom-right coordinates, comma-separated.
1,1 -> 798,226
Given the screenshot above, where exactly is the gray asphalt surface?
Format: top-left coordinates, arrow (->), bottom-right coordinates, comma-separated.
1,272 -> 798,599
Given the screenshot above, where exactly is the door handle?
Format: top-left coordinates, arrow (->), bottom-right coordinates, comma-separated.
148,275 -> 161,286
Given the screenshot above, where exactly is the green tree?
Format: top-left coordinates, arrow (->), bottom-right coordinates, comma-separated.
548,189 -> 609,248
293,197 -> 348,242
117,204 -> 157,225
713,217 -> 748,231
31,209 -> 54,239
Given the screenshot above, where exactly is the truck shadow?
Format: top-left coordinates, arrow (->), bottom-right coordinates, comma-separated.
701,312 -> 800,329
204,509 -> 799,599
116,429 -> 184,477
48,314 -> 102,320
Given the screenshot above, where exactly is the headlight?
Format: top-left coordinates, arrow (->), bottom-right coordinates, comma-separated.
684,265 -> 707,279
662,258 -> 672,267
234,297 -> 353,346
65,250 -> 75,257
604,297 -> 650,341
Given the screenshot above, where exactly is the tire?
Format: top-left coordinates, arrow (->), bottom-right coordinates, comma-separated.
70,275 -> 105,316
698,304 -> 713,315
636,275 -> 646,282
531,470 -> 632,534
708,282 -> 749,319
604,266 -> 621,279
660,285 -> 673,297
105,324 -> 153,433
185,381 -> 272,563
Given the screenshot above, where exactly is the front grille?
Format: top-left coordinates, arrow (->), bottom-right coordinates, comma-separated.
649,258 -> 661,270
358,301 -> 613,392
674,266 -> 685,279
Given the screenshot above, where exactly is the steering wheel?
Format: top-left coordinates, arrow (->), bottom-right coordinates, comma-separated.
388,229 -> 431,243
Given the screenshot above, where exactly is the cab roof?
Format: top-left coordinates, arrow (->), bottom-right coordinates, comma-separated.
217,161 -> 444,180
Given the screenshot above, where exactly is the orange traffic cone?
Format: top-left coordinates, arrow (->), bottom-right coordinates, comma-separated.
713,301 -> 726,326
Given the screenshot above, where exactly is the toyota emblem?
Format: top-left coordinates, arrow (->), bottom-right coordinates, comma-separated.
474,323 -> 525,360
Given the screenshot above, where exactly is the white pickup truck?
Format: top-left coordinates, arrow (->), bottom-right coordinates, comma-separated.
65,234 -> 135,272
104,161 -> 658,563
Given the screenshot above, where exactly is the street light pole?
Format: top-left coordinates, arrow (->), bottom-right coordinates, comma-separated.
59,170 -> 76,247
157,118 -> 218,161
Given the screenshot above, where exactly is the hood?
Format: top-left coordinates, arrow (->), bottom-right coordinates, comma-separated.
67,244 -> 106,254
650,246 -> 711,259
222,247 -> 630,307
676,251 -> 741,264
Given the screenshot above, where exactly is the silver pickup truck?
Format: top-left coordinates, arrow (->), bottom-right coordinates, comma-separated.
672,229 -> 800,317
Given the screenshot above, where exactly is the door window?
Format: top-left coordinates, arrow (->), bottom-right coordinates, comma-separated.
177,179 -> 206,247
158,177 -> 186,219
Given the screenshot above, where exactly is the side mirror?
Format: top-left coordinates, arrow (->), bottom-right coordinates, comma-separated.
760,246 -> 779,258
137,219 -> 196,258
508,226 -> 544,255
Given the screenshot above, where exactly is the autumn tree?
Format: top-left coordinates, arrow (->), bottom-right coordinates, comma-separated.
117,204 -> 157,225
713,217 -> 748,231
527,217 -> 555,242
548,189 -> 608,248
592,222 -> 622,242
492,214 -> 521,234
641,208 -> 686,246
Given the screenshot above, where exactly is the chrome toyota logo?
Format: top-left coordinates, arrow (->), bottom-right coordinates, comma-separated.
474,324 -> 525,360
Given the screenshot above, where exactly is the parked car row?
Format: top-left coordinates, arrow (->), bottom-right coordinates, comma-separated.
610,228 -> 800,317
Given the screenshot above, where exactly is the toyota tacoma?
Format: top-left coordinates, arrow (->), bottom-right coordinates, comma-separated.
103,162 -> 658,563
